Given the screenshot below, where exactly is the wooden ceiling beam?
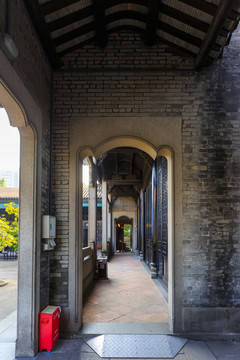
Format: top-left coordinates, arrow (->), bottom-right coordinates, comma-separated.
160,3 -> 209,34
54,8 -> 203,56
195,0 -> 236,70
107,179 -> 141,185
159,37 -> 197,58
178,0 -> 217,17
48,6 -> 93,32
92,0 -> 107,47
22,0 -> 61,69
41,0 -> 80,16
58,24 -> 197,58
53,22 -> 95,47
145,0 -> 162,46
158,21 -> 202,48
106,0 -> 148,6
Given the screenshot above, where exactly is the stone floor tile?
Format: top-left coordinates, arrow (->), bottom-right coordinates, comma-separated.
206,340 -> 240,359
0,343 -> 15,360
52,339 -> 94,353
179,341 -> 216,360
83,255 -> 168,324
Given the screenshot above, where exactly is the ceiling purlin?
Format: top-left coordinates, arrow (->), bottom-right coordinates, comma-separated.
53,10 -> 203,53
41,0 -> 81,16
195,0 -> 237,69
93,0 -> 107,47
155,36 -> 197,58
47,6 -> 93,32
33,0 -> 240,67
157,21 -> 203,48
160,3 -> 209,34
53,21 -> 95,47
177,0 -> 217,17
22,0 -> 61,69
145,0 -> 163,46
106,0 -> 148,7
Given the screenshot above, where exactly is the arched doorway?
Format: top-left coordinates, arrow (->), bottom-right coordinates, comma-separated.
0,79 -> 40,357
69,137 -> 175,333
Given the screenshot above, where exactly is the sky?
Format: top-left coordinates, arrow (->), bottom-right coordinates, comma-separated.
0,108 -> 90,183
0,108 -> 20,171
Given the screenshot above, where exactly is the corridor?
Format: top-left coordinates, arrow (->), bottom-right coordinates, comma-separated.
83,254 -> 168,323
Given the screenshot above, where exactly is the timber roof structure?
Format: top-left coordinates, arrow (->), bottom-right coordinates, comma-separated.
23,0 -> 240,70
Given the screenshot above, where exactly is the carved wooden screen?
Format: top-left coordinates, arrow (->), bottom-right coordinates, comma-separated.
144,175 -> 152,265
157,156 -> 168,287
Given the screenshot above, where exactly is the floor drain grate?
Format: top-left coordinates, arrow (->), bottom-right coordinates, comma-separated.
85,334 -> 187,358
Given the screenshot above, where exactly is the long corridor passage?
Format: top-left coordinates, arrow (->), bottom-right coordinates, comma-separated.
83,254 -> 168,323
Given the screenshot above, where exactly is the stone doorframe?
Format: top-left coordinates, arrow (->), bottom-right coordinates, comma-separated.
69,126 -> 182,334
0,51 -> 43,357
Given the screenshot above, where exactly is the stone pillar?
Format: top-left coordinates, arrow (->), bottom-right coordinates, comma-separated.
88,170 -> 97,246
102,180 -> 108,251
136,197 -> 140,255
151,163 -> 157,278
16,125 -> 40,357
140,189 -> 144,261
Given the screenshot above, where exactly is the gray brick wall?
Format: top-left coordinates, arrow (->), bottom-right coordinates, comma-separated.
52,30 -> 240,313
182,30 -> 240,308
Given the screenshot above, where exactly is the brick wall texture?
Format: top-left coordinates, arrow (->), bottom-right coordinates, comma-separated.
52,30 -> 240,312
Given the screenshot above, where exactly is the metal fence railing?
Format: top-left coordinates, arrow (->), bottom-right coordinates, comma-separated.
0,249 -> 18,261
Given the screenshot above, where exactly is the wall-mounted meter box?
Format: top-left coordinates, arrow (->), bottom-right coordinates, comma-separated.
42,215 -> 56,239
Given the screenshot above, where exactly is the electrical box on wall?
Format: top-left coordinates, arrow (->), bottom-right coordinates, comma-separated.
42,215 -> 56,239
42,215 -> 56,251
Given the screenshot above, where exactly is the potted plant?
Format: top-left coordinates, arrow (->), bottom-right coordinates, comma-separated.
101,248 -> 106,256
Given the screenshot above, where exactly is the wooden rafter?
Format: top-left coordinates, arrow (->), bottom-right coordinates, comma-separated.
48,6 -> 93,32
22,0 -> 61,69
177,0 -> 217,17
107,179 -> 141,185
41,0 -> 80,16
160,3 -> 209,34
106,0 -> 148,6
53,22 -> 95,47
195,0 -> 236,69
145,0 -> 162,46
53,9 -> 203,51
92,0 -> 107,47
158,20 -> 203,48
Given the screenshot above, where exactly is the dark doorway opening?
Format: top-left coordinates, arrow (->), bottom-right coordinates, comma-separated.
116,216 -> 133,252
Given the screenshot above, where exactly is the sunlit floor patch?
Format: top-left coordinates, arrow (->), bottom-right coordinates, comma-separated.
85,334 -> 187,358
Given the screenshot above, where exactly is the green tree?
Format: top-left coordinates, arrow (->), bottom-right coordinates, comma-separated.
0,178 -> 7,188
0,202 -> 18,252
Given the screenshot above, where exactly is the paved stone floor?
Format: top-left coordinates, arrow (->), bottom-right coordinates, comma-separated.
83,254 -> 168,324
1,256 -> 240,359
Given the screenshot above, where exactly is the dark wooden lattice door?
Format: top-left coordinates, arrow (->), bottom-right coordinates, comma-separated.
157,156 -> 168,287
144,176 -> 152,265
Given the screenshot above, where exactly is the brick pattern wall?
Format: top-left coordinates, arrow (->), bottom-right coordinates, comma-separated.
52,30 -> 240,310
51,117 -> 69,306
182,30 -> 240,307
62,32 -> 194,71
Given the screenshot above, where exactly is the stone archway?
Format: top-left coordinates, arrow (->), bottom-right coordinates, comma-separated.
0,80 -> 40,357
69,134 -> 176,333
